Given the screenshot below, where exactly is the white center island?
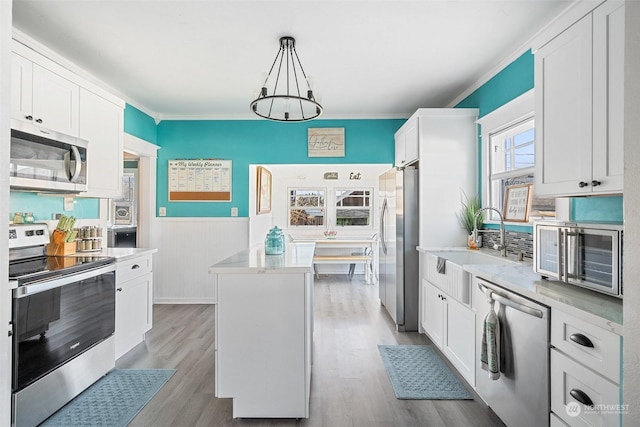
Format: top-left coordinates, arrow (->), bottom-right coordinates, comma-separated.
208,242 -> 315,419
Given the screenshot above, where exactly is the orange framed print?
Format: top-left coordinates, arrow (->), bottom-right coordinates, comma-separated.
503,184 -> 533,222
257,166 -> 272,214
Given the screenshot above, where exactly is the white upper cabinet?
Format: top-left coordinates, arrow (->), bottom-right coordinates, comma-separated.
12,41 -> 125,198
11,52 -> 80,137
394,116 -> 419,167
79,88 -> 124,199
534,0 -> 624,197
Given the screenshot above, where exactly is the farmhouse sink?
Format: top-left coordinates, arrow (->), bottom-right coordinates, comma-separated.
424,250 -> 515,305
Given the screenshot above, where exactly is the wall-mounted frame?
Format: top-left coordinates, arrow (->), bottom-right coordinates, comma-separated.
168,159 -> 232,201
308,128 -> 345,157
257,166 -> 272,214
503,183 -> 533,222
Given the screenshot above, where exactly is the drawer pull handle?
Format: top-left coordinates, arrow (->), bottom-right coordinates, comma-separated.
117,288 -> 123,292
570,388 -> 594,407
131,264 -> 140,270
569,333 -> 594,348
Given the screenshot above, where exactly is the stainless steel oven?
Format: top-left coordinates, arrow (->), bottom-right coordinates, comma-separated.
9,224 -> 116,427
534,221 -> 623,297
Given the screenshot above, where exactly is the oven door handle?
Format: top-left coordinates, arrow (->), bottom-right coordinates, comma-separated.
14,264 -> 116,298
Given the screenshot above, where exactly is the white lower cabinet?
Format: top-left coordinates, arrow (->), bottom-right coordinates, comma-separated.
550,309 -> 622,427
115,254 -> 153,359
421,279 -> 475,386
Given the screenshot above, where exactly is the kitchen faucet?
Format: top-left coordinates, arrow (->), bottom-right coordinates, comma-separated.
473,207 -> 507,257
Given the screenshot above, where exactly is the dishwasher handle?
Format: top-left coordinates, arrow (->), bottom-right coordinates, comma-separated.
478,282 -> 544,319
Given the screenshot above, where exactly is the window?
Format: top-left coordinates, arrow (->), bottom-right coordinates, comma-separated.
335,189 -> 372,226
479,90 -> 555,222
289,189 -> 325,226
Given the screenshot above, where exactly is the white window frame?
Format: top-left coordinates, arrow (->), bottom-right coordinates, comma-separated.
287,187 -> 327,227
478,89 -> 535,223
334,188 -> 374,228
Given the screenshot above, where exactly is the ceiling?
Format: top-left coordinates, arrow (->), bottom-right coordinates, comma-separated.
12,0 -> 573,121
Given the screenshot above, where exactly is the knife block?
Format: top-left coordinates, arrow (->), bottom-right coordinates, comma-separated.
47,241 -> 77,256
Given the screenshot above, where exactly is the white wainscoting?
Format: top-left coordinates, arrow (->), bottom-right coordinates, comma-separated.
151,217 -> 249,304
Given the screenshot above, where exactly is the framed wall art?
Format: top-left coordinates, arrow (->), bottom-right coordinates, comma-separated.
257,166 -> 272,214
308,128 -> 345,157
503,184 -> 533,222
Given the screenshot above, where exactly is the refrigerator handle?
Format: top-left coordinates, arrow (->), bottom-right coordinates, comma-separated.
380,198 -> 387,255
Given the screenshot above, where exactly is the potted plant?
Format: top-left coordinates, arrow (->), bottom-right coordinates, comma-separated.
457,191 -> 484,249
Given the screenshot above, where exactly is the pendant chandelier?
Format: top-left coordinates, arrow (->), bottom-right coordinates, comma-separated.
250,36 -> 323,122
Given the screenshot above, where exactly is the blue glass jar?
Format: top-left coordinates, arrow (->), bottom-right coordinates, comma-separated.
265,227 -> 284,255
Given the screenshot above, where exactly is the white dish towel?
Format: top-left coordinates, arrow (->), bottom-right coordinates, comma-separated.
480,289 -> 500,380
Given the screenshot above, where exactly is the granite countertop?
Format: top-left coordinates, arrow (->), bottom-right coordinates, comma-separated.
209,242 -> 316,274
418,246 -> 623,335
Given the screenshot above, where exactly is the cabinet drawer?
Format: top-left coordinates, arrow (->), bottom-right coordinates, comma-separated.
551,412 -> 569,426
116,254 -> 152,283
551,309 -> 621,383
551,349 -> 621,427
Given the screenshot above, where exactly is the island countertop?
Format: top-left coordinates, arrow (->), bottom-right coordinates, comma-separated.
208,242 -> 316,274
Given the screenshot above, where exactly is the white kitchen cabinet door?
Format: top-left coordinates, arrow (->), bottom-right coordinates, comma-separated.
421,279 -> 444,349
534,14 -> 593,197
551,349 -> 620,427
592,0 -> 625,194
32,64 -> 80,136
535,0 -> 625,197
394,116 -> 418,167
12,53 -> 80,136
443,294 -> 475,386
79,88 -> 124,198
11,53 -> 33,124
115,273 -> 152,360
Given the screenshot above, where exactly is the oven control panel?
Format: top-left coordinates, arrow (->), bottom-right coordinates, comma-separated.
9,224 -> 50,249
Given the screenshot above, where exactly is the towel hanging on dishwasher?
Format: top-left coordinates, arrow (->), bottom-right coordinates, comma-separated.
480,290 -> 500,380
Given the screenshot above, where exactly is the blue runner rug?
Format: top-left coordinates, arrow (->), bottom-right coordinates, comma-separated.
378,345 -> 472,400
40,369 -> 176,426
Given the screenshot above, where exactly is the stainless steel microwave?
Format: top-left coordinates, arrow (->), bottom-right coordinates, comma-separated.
534,221 -> 623,298
10,120 -> 88,193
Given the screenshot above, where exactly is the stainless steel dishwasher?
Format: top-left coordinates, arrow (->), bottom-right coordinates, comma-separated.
475,278 -> 550,427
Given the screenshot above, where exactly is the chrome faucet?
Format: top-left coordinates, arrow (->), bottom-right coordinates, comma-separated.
473,207 -> 507,257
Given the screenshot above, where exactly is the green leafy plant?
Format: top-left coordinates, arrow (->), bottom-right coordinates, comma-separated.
457,191 -> 484,235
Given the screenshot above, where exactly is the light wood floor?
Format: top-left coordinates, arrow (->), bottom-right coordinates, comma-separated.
117,274 -> 505,427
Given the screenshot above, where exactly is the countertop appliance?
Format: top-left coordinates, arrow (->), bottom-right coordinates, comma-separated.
107,225 -> 137,248
534,220 -> 623,297
10,120 -> 88,193
378,166 -> 419,331
475,279 -> 550,427
9,223 -> 116,427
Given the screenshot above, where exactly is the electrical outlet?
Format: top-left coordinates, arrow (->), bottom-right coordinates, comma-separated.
159,207 -> 167,217
231,207 -> 238,217
64,196 -> 74,211
52,213 -> 63,220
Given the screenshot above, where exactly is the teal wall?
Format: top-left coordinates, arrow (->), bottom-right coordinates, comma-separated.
156,119 -> 401,217
572,196 -> 623,223
455,49 -> 623,229
124,104 -> 157,144
10,191 -> 99,222
456,50 -> 534,119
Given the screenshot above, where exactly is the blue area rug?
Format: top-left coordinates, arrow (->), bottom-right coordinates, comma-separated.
378,345 -> 472,400
40,369 -> 176,427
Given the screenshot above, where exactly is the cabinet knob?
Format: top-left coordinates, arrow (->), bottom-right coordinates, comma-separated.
569,333 -> 594,348
570,388 -> 594,407
117,287 -> 123,292
35,118 -> 43,124
25,115 -> 33,120
578,181 -> 589,188
591,180 -> 601,187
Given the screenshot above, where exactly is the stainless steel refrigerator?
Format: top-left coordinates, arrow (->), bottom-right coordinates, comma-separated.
378,166 -> 419,331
